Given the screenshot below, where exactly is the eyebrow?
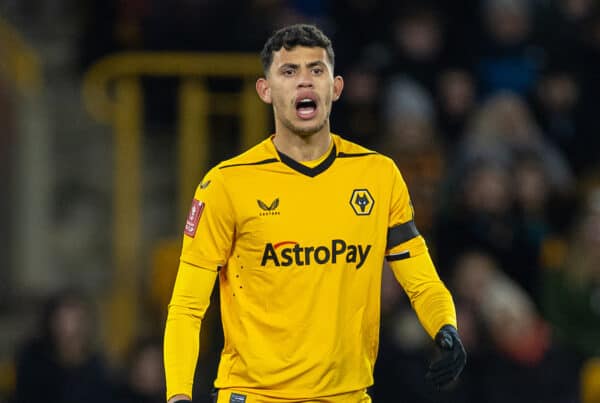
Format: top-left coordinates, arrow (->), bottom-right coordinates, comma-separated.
278,60 -> 328,70
307,61 -> 327,68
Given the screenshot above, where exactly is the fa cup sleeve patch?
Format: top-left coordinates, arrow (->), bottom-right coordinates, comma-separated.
184,199 -> 204,237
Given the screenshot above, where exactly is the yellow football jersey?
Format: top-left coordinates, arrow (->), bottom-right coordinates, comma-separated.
165,134 -> 455,401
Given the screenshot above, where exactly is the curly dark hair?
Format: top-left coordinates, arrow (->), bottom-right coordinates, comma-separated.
260,24 -> 335,75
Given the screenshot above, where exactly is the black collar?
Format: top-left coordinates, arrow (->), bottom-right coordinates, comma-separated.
277,144 -> 337,177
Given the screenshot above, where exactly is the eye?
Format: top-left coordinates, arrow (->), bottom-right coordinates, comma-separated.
312,67 -> 324,75
282,68 -> 295,77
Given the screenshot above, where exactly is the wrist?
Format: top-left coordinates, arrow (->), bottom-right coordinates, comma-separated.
435,324 -> 459,349
438,324 -> 457,333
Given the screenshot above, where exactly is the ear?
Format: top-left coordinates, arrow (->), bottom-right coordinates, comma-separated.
256,78 -> 272,104
333,75 -> 344,102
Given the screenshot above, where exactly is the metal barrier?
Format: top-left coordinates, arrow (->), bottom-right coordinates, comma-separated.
0,15 -> 53,297
82,52 -> 269,359
0,14 -> 46,395
0,15 -> 42,94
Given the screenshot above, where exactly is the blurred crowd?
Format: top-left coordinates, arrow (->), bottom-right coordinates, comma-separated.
9,290 -> 166,403
3,0 -> 600,402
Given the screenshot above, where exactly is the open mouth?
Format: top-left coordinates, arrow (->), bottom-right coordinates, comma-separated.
295,97 -> 318,119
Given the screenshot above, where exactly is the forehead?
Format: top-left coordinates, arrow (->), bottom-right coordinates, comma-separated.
271,46 -> 331,68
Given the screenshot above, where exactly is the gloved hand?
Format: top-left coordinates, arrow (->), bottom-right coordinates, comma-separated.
425,324 -> 467,389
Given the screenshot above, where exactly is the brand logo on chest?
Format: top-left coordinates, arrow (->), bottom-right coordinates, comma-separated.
257,198 -> 280,216
261,239 -> 371,269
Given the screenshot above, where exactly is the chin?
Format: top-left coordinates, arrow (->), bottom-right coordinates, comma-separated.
294,125 -> 322,136
278,110 -> 329,136
290,118 -> 328,136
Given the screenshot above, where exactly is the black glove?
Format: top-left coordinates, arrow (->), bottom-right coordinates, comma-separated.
425,324 -> 467,389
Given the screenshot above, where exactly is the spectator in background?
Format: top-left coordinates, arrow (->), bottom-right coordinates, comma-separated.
511,151 -> 556,247
450,250 -> 550,368
433,154 -> 543,298
531,59 -> 581,171
461,91 -> 576,237
449,250 -> 580,403
230,0 -> 334,55
435,67 -> 477,147
330,62 -> 383,147
449,252 -> 499,359
557,0 -> 596,22
330,0 -> 390,68
535,0 -> 592,60
13,289 -> 112,403
116,338 -> 165,403
441,109 -> 573,297
381,1 -> 447,95
461,92 -> 573,193
532,0 -> 588,176
542,186 -> 600,358
475,0 -> 544,98
379,76 -> 444,235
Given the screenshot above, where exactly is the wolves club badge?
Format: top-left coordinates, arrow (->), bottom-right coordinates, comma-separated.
350,188 -> 374,216
184,199 -> 204,237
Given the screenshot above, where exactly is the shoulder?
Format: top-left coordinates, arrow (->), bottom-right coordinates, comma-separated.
216,137 -> 278,171
334,134 -> 397,169
200,138 -> 277,187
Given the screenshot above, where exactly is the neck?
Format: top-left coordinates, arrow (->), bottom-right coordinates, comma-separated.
272,128 -> 332,162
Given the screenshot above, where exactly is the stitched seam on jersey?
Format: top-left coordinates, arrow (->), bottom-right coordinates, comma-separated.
337,152 -> 377,158
215,168 -> 239,240
219,158 -> 279,169
180,253 -> 222,272
226,352 -> 240,382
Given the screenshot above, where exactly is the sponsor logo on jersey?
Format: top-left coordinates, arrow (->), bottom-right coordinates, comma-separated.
184,199 -> 204,237
350,188 -> 374,216
261,239 -> 371,269
257,198 -> 280,216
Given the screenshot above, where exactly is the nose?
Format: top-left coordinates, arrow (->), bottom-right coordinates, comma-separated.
297,69 -> 314,88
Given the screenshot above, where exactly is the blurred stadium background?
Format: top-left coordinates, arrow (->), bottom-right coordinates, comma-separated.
1,0 -> 600,402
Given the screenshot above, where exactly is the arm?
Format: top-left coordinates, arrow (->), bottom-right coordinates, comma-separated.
385,159 -> 465,388
164,167 -> 235,401
164,260 -> 218,401
384,160 -> 456,337
388,249 -> 456,338
388,244 -> 466,389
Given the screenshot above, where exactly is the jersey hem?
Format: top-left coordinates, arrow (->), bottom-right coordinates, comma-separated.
213,384 -> 373,401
